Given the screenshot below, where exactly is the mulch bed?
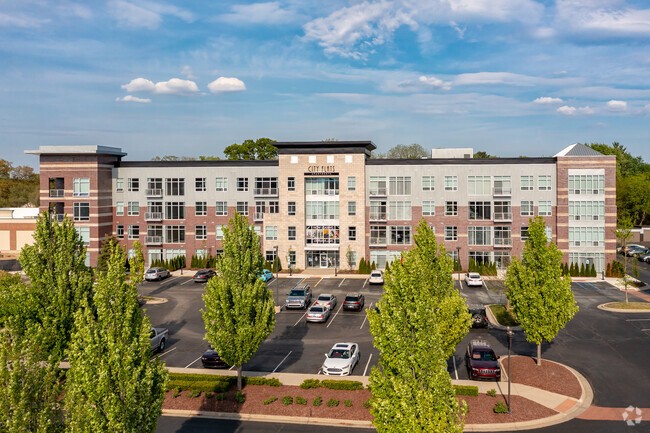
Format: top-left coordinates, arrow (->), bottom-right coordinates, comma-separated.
459,394 -> 556,424
501,355 -> 582,399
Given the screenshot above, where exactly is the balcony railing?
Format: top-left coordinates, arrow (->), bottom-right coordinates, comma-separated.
49,189 -> 64,198
50,214 -> 65,222
493,212 -> 513,222
493,186 -> 512,196
369,237 -> 387,246
494,237 -> 513,248
145,236 -> 162,245
369,212 -> 387,221
146,188 -> 163,197
254,212 -> 264,221
145,212 -> 162,221
253,188 -> 278,196
369,188 -> 387,196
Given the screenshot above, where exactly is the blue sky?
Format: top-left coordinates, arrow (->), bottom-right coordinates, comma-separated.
2,0 -> 650,169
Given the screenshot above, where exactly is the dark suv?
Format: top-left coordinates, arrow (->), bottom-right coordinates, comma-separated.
466,340 -> 501,381
468,305 -> 488,328
343,293 -> 365,311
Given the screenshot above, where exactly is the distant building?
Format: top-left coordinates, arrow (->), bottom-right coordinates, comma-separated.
0,207 -> 39,256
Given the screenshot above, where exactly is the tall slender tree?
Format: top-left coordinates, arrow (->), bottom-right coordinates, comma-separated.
506,216 -> 578,365
615,215 -> 634,303
202,212 -> 276,390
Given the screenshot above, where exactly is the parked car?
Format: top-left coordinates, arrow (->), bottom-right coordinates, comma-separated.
315,293 -> 337,310
193,269 -> 216,283
638,253 -> 650,263
259,269 -> 274,282
321,342 -> 360,376
201,345 -> 228,368
149,327 -> 169,353
306,305 -> 331,323
343,293 -> 365,311
145,267 -> 170,281
465,272 -> 483,287
285,284 -> 312,309
466,339 -> 500,381
369,270 -> 384,284
619,244 -> 644,254
626,246 -> 648,257
468,305 -> 489,328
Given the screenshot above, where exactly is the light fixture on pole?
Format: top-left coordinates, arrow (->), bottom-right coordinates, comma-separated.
274,245 -> 279,305
507,326 -> 513,414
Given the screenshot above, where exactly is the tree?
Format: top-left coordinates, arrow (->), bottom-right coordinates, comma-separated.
506,216 -> 577,365
367,221 -> 468,432
64,242 -> 168,432
97,235 -> 120,274
202,212 -> 276,390
615,215 -> 634,303
473,151 -> 497,158
373,143 -> 428,159
223,138 -> 277,160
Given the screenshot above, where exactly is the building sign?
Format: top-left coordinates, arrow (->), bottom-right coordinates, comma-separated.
306,165 -> 337,175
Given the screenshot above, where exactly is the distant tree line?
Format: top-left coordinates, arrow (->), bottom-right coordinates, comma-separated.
0,159 -> 39,207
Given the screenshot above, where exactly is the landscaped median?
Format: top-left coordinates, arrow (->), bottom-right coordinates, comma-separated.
598,302 -> 650,312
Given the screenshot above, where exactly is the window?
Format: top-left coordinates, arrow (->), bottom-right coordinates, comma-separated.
116,178 -> 124,192
165,249 -> 186,261
348,176 -> 356,191
215,201 -> 227,216
128,178 -> 139,192
195,249 -> 207,258
521,201 -> 534,216
538,201 -> 552,216
76,227 -> 90,246
146,178 -> 162,195
195,225 -> 207,240
127,201 -> 139,216
348,201 -> 356,216
147,225 -> 162,243
165,225 -> 185,243
494,201 -> 512,220
254,177 -> 278,195
494,251 -> 511,269
195,177 -> 206,192
370,200 -> 387,220
469,251 -> 492,266
288,226 -> 296,240
445,201 -> 458,216
327,155 -> 334,163
116,225 -> 124,239
468,176 -> 491,195
165,178 -> 184,196
569,252 -> 605,273
494,226 -> 512,247
468,226 -> 492,246
422,176 -> 434,191
370,251 -> 387,269
444,226 -> 458,241
494,176 -> 511,195
116,201 -> 124,216
216,226 -> 224,240
569,227 -> 605,247
390,226 -> 411,245
290,156 -> 298,164
538,175 -> 552,191
195,201 -> 207,216
545,226 -> 552,241
306,201 -> 339,219
288,250 -> 296,266
369,177 -> 387,195
305,177 -> 339,195
265,226 -> 278,240
73,202 -> 90,221
444,176 -> 458,191
215,177 -> 228,191
253,225 -> 261,237
288,177 -> 295,191
348,226 -> 357,241
165,202 -> 185,219
266,250 -> 277,262
422,201 -> 435,216
305,226 -> 339,244
347,251 -> 357,267
288,201 -> 296,216
389,176 -> 411,195
521,176 -> 534,191
469,201 -> 491,220
147,201 -> 162,218
520,227 -> 529,241
73,178 -> 90,197
128,225 -> 140,240
569,201 -> 605,221
568,174 -> 604,195
237,177 -> 249,192
370,226 -> 387,245
268,201 -> 279,214
309,155 -> 316,163
389,201 -> 411,220
237,202 -> 248,215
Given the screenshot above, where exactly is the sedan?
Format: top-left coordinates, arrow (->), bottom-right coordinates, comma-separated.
465,273 -> 483,287
638,253 -> 650,263
201,346 -> 228,368
343,294 -> 365,311
193,269 -> 216,283
259,269 -> 274,282
315,294 -> 337,310
144,267 -> 170,281
321,342 -> 360,376
626,247 -> 648,257
306,305 -> 331,323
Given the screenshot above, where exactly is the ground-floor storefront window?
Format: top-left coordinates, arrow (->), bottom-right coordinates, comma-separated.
306,251 -> 339,268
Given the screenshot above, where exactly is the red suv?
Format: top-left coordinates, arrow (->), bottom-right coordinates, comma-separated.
466,340 -> 501,381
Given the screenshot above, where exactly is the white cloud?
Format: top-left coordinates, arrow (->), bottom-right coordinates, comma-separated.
418,75 -> 451,90
453,72 -> 577,87
121,77 -> 199,95
115,95 -> 151,103
208,77 -> 246,93
555,0 -> 650,40
0,12 -> 50,28
533,97 -> 563,104
181,65 -> 196,79
219,2 -> 299,25
108,0 -> 194,29
606,99 -> 627,111
557,105 -> 594,115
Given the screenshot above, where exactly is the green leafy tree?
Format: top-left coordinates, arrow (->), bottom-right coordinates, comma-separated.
615,215 -> 634,303
473,151 -> 498,158
223,138 -> 277,160
202,213 -> 276,390
65,242 -> 168,432
373,143 -> 428,159
97,235 -> 120,274
506,216 -> 578,365
368,221 -> 468,432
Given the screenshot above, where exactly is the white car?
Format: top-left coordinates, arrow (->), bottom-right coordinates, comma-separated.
314,294 -> 337,310
368,270 -> 384,284
144,267 -> 170,281
465,272 -> 483,287
322,343 -> 360,376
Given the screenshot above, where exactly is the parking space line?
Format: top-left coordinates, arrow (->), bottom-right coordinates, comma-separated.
229,365 -> 236,371
359,302 -> 373,329
363,279 -> 368,288
293,310 -> 309,326
362,353 -> 373,376
576,282 -> 590,290
267,279 -> 276,285
185,356 -> 202,368
326,304 -> 344,328
181,279 -> 194,285
272,351 -> 293,373
295,278 -> 305,286
156,347 -> 176,358
642,329 -> 650,332
313,278 -> 323,287
585,282 -> 600,290
338,278 -> 346,287
627,319 -> 650,321
452,356 -> 459,380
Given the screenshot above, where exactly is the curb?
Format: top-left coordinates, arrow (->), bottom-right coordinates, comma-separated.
485,304 -> 522,332
596,302 -> 650,313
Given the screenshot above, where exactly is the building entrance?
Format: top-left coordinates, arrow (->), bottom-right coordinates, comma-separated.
306,251 -> 339,269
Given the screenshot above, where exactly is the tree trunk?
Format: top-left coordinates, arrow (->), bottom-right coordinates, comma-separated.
536,343 -> 542,366
237,365 -> 243,391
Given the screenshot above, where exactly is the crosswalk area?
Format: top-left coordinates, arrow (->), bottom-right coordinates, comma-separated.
571,281 -> 613,291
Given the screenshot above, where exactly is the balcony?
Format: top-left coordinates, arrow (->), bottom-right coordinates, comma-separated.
146,188 -> 163,197
254,212 -> 264,221
369,237 -> 387,247
493,186 -> 512,197
49,189 -> 64,198
253,188 -> 278,196
494,237 -> 513,248
49,214 -> 65,223
145,236 -> 162,245
369,212 -> 387,222
369,188 -> 387,197
493,212 -> 512,222
145,212 -> 162,221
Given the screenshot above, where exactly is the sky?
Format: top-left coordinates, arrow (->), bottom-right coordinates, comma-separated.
1,0 -> 650,170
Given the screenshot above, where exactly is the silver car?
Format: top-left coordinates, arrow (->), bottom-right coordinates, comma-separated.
314,293 -> 337,311
306,305 -> 330,323
145,267 -> 170,281
285,284 -> 312,309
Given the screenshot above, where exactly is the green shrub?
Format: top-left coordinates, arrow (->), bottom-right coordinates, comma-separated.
344,399 -> 352,407
282,396 -> 293,406
486,389 -> 497,397
263,397 -> 278,405
313,396 -> 322,406
326,398 -> 339,407
246,377 -> 282,387
167,380 -> 230,393
234,391 -> 246,403
172,387 -> 181,398
296,396 -> 307,405
362,399 -> 371,409
216,393 -> 227,401
494,401 -> 508,414
300,379 -> 321,389
205,392 -> 213,398
320,379 -> 364,390
453,385 -> 479,396
190,390 -> 201,398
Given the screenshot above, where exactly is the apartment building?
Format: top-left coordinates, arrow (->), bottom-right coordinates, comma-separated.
26,141 -> 616,272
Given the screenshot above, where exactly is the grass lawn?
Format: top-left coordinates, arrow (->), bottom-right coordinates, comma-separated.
605,302 -> 650,310
489,305 -> 520,326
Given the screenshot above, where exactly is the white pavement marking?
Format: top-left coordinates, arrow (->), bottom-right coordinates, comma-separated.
272,351 -> 293,373
157,347 -> 176,358
627,318 -> 650,321
293,310 -> 309,326
185,356 -> 202,368
267,279 -> 276,286
452,355 -> 459,380
181,279 -> 194,285
363,354 -> 373,376
359,302 -> 373,329
338,278 -> 346,287
327,304 -> 344,328
229,365 -> 236,371
363,279 -> 368,288
642,329 -> 650,332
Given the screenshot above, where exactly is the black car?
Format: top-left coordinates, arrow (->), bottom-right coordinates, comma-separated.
468,305 -> 488,328
343,293 -> 365,311
201,346 -> 228,368
193,269 -> 216,283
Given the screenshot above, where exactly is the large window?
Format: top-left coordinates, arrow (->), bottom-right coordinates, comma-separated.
268,201 -> 279,214
288,226 -> 296,240
469,251 -> 492,266
444,226 -> 458,241
165,225 -> 185,243
422,176 -> 434,191
569,227 -> 605,247
445,201 -> 458,216
494,201 -> 511,220
116,225 -> 124,239
390,226 -> 411,245
468,226 -> 492,246
348,201 -> 356,216
215,201 -> 227,216
116,201 -> 124,216
216,226 -> 224,240
287,177 -> 295,191
116,178 -> 124,192
369,177 -> 387,195
370,200 -> 387,220
370,226 -> 387,245
237,177 -> 249,192
422,201 -> 435,216
165,178 -> 185,196
538,201 -> 552,216
254,177 -> 278,195
265,226 -> 278,241
521,200 -> 534,216
128,225 -> 140,240
569,252 -> 605,273
469,201 -> 491,220
305,226 -> 339,244
195,225 -> 207,240
493,176 -> 511,195
306,201 -> 339,219
76,227 -> 90,245
538,175 -> 552,191
348,176 -> 356,191
348,226 -> 356,241
147,178 -> 162,195
521,176 -> 533,191
128,178 -> 139,192
195,201 -> 207,216
237,202 -> 248,215
468,176 -> 491,195
494,226 -> 512,247
165,202 -> 185,219
74,202 -> 90,221
288,201 -> 296,216
305,177 -> 339,195
568,174 -> 604,195
195,177 -> 206,192
127,201 -> 139,216
215,177 -> 228,191
389,201 -> 411,220
569,201 -> 605,221
73,178 -> 90,197
389,176 -> 411,195
444,176 -> 458,191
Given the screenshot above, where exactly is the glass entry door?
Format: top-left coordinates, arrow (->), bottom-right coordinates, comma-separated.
320,253 -> 329,268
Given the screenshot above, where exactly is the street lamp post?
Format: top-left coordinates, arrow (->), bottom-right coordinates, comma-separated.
274,245 -> 279,305
456,246 -> 461,291
507,326 -> 513,414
